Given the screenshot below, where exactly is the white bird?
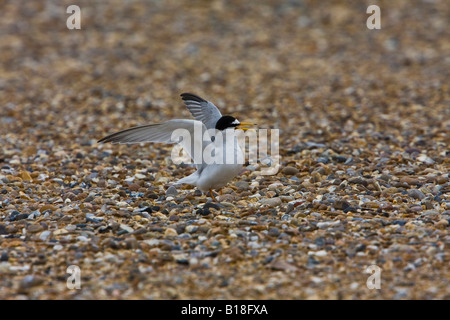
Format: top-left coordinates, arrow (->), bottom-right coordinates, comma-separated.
98,93 -> 255,201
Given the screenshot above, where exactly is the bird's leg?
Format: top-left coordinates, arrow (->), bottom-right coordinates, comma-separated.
209,189 -> 217,202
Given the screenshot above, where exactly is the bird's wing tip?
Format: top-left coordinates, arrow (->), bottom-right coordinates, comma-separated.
180,92 -> 206,102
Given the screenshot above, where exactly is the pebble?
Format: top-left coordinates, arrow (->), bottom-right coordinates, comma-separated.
317,157 -> 330,164
260,197 -> 282,207
436,219 -> 448,228
268,182 -> 283,190
164,228 -> 178,237
66,225 -> 77,232
400,177 -> 420,185
408,189 -> 426,200
417,154 -> 435,164
217,194 -> 234,202
165,186 -> 178,196
282,166 -> 299,175
348,177 -> 368,186
10,212 -> 29,221
119,224 -> 134,233
27,224 -> 44,233
317,222 -> 331,229
269,259 -> 299,272
185,225 -> 198,233
125,237 -> 138,249
39,231 -> 51,241
39,205 -> 56,213
20,171 -> 32,181
19,275 -> 44,289
268,227 -> 280,237
234,181 -> 249,190
308,250 -> 328,257
0,252 -> 8,262
1,1 -> 447,301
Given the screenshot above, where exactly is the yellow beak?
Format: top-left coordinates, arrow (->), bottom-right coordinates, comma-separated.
235,122 -> 256,131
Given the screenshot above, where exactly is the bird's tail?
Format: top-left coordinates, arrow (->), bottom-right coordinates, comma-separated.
173,171 -> 199,187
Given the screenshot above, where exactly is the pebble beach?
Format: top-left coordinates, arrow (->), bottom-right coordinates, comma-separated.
0,0 -> 449,299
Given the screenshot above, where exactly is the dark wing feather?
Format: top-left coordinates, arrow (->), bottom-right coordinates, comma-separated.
181,93 -> 222,130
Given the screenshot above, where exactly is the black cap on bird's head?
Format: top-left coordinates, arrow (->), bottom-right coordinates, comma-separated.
215,116 -> 239,131
215,116 -> 256,131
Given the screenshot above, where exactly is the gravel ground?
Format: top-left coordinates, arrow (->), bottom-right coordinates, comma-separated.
0,0 -> 449,299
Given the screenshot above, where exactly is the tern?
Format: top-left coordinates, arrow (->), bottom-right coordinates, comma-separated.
98,93 -> 255,201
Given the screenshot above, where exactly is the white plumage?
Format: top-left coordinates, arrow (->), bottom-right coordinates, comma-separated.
98,93 -> 254,200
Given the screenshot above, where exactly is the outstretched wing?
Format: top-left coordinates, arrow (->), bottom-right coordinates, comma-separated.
181,93 -> 222,130
98,119 -> 211,170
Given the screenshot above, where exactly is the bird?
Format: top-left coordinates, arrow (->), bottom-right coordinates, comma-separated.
98,93 -> 255,201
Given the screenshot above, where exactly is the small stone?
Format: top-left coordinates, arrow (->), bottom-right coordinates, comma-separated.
310,212 -> 322,218
20,171 -> 32,181
166,186 -> 178,196
66,225 -> 77,232
436,219 -> 448,228
312,250 -> 328,257
77,235 -> 89,242
128,183 -> 141,191
317,157 -> 330,164
39,231 -> 51,241
119,224 -> 134,233
317,222 -> 331,229
1,251 -> 8,262
311,172 -> 322,183
0,224 -> 7,235
199,208 -> 211,216
173,254 -> 189,265
204,202 -> 221,210
333,200 -> 350,210
125,237 -> 138,249
27,224 -> 44,233
11,212 -> 29,221
217,194 -> 234,202
417,154 -> 434,164
332,155 -> 347,163
282,166 -> 299,176
269,259 -> 299,272
424,201 -> 433,210
268,227 -> 280,237
164,228 -> 178,237
39,205 -> 56,213
185,225 -> 198,233
135,173 -> 146,179
235,181 -> 249,190
261,197 -> 282,207
348,177 -> 368,186
408,189 -> 425,200
436,176 -> 446,184
400,177 -> 420,185
19,275 -> 44,289
268,182 -> 283,190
